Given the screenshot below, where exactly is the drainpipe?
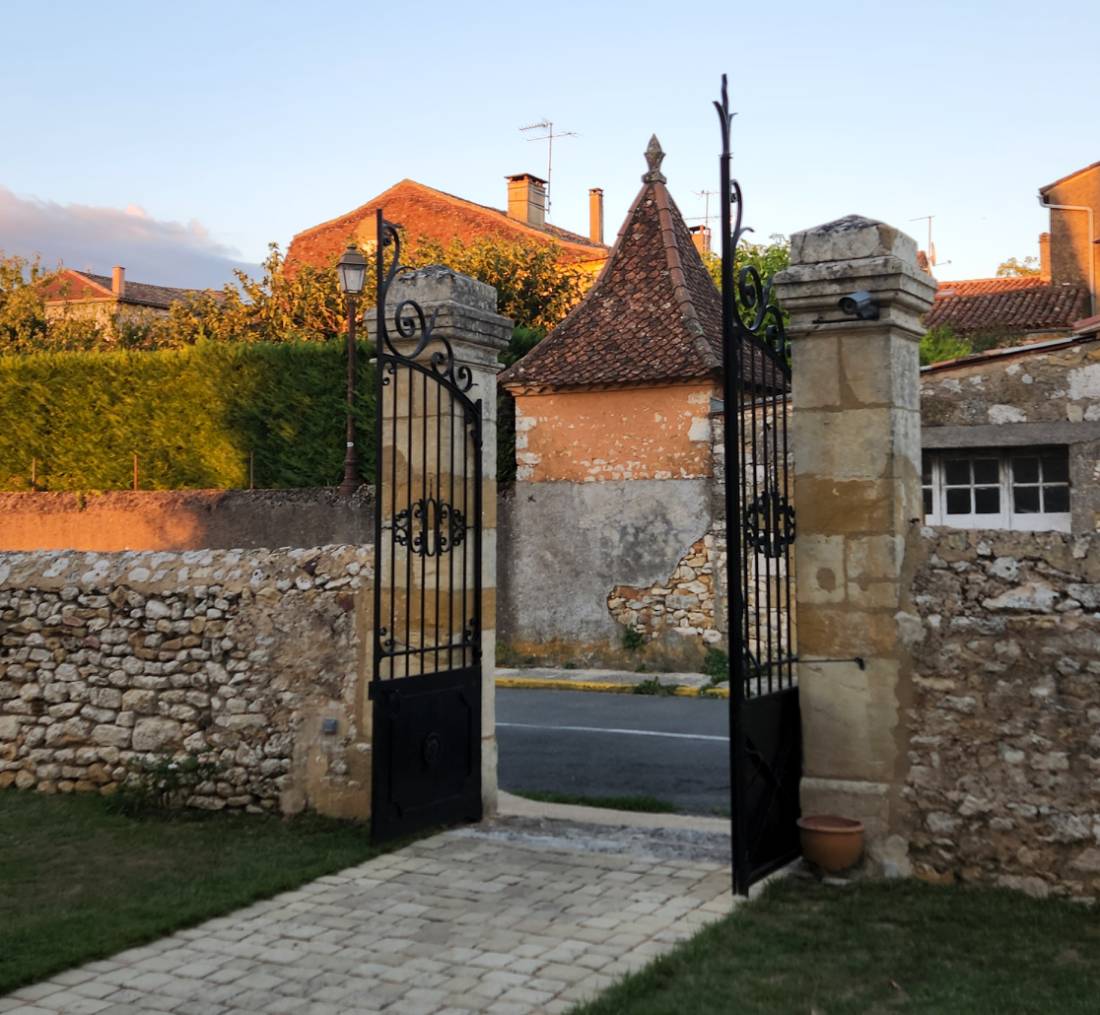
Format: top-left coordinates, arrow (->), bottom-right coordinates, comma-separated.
1038,195 -> 1096,316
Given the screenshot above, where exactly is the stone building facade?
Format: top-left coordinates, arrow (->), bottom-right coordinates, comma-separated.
921,333 -> 1100,534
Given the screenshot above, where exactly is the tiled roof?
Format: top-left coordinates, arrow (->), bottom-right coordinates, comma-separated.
285,179 -> 608,271
934,276 -> 1045,298
42,270 -> 209,310
498,141 -> 781,393
926,280 -> 1089,336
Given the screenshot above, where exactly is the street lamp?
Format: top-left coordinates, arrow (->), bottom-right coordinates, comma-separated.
337,244 -> 367,496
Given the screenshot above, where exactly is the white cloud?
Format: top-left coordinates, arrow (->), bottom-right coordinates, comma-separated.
0,186 -> 257,289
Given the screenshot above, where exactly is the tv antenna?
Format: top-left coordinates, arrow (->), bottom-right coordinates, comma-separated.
689,189 -> 719,228
910,214 -> 951,269
519,119 -> 577,217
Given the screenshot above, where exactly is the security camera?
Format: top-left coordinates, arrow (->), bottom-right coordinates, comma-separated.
837,291 -> 879,320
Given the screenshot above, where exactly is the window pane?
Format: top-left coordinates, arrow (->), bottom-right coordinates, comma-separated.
1013,456 -> 1039,484
1014,486 -> 1040,513
923,489 -> 933,516
974,487 -> 1000,514
946,488 -> 971,515
1041,452 -> 1069,483
921,454 -> 932,485
1044,485 -> 1069,512
973,458 -> 999,484
944,459 -> 970,486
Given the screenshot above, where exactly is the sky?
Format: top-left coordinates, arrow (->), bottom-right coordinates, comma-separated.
1,0 -> 1097,289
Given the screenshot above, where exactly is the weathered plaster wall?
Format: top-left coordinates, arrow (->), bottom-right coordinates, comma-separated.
906,528 -> 1100,898
497,478 -> 713,668
921,338 -> 1100,532
514,383 -> 717,483
0,489 -> 374,553
1044,166 -> 1100,298
0,546 -> 373,817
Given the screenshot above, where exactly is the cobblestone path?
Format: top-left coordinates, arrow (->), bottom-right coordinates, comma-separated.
1,817 -> 734,1015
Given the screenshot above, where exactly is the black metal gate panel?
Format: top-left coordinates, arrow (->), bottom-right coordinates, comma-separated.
370,211 -> 483,845
714,78 -> 802,894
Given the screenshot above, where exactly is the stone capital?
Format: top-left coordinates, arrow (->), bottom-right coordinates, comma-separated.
774,215 -> 937,341
365,265 -> 513,373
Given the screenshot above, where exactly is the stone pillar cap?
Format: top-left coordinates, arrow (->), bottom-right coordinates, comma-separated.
790,215 -> 918,266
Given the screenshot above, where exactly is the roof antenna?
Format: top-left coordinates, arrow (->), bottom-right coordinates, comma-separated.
519,119 -> 578,218
910,214 -> 951,269
689,190 -> 719,230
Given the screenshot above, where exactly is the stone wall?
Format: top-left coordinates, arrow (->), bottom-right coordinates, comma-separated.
0,488 -> 374,553
906,528 -> 1100,898
0,546 -> 373,817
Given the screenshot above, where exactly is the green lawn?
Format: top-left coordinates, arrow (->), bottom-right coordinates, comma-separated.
0,790 -> 385,995
573,876 -> 1100,1015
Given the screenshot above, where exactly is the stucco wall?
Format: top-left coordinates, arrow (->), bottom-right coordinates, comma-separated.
0,545 -> 373,817
497,478 -> 713,668
514,383 -> 717,483
0,488 -> 374,552
905,528 -> 1100,898
1044,166 -> 1100,297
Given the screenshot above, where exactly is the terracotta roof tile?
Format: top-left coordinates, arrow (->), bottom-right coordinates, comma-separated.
286,179 -> 607,271
926,280 -> 1089,335
498,151 -> 779,393
41,269 -> 210,310
934,276 -> 1045,298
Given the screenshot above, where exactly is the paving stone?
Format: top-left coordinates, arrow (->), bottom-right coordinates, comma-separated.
3,818 -> 735,1015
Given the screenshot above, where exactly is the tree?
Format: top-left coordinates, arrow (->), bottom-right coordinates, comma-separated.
703,234 -> 791,294
0,252 -> 54,352
995,256 -> 1040,277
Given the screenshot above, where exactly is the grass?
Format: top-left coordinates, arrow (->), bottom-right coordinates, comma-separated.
0,790 -> 388,995
632,677 -> 680,696
513,790 -> 679,814
572,876 -> 1100,1015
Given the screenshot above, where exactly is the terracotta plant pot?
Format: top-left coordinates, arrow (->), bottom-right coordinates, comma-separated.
797,815 -> 865,873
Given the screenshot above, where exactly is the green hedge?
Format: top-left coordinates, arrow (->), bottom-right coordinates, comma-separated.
0,341 -> 375,491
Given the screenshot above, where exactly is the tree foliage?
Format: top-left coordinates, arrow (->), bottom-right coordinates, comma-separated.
703,234 -> 791,293
919,325 -> 973,366
996,256 -> 1041,277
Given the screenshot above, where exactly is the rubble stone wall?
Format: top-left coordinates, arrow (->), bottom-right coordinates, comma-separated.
906,528 -> 1100,898
0,545 -> 374,817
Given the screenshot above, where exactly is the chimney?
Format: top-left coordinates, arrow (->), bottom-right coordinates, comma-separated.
1039,232 -> 1052,282
506,173 -> 546,229
111,265 -> 126,297
588,188 -> 604,245
689,225 -> 711,257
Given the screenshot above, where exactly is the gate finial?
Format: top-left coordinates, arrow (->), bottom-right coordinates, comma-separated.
643,135 -> 667,183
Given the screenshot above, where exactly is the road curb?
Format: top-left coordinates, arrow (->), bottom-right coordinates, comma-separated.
495,676 -> 729,699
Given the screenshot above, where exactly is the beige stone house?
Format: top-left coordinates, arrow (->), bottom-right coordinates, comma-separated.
40,266 -> 210,326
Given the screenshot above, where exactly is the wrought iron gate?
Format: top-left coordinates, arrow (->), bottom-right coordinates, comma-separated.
370,211 -> 483,845
715,78 -> 802,894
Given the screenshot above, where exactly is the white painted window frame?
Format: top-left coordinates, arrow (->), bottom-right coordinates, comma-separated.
922,447 -> 1071,533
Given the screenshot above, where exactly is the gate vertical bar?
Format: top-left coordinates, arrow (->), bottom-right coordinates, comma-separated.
715,76 -> 750,897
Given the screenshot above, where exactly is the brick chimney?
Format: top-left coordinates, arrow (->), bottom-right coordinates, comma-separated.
111,265 -> 126,298
506,174 -> 547,229
1039,232 -> 1052,282
689,225 -> 711,257
588,188 -> 604,245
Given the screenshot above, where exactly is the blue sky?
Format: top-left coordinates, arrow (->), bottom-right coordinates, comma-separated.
2,0 -> 1097,287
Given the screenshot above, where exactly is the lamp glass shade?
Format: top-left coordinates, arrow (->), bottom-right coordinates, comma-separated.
337,246 -> 367,296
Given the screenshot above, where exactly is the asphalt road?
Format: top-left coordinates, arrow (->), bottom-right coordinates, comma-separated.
497,688 -> 731,815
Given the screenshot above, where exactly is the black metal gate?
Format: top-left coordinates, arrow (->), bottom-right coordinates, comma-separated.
714,78 -> 802,894
369,211 -> 483,845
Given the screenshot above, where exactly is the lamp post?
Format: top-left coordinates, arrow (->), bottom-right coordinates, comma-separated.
337,244 -> 367,497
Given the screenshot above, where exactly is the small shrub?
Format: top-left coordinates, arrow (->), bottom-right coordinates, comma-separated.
109,754 -> 220,817
621,625 -> 645,653
634,677 -> 679,697
702,647 -> 730,684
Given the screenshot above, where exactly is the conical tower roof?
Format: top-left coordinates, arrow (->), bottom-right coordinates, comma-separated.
499,136 -> 724,392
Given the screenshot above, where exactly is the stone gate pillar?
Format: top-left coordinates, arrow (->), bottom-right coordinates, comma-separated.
368,266 -> 512,816
773,217 -> 936,871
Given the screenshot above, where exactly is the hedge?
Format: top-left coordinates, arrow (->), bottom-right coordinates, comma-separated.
0,341 -> 375,491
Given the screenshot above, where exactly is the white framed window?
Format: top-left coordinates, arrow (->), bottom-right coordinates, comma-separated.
922,446 -> 1071,532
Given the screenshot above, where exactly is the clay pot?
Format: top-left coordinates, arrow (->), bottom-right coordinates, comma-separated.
797,815 -> 865,872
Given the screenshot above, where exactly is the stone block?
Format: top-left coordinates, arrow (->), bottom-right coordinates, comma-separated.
132,717 -> 183,752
